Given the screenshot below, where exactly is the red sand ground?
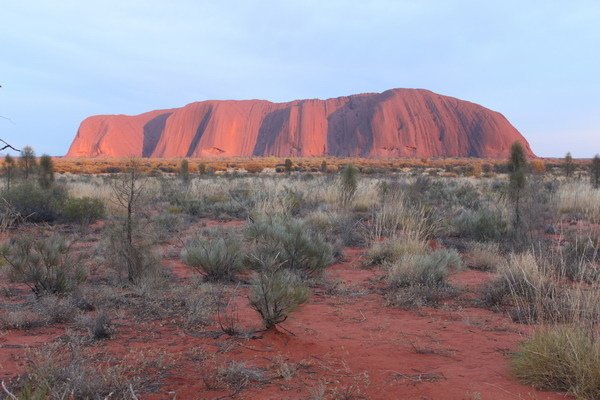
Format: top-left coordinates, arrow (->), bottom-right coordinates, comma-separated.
0,234 -> 567,399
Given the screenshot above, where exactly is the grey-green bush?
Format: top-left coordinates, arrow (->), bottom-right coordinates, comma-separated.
182,236 -> 243,281
246,217 -> 333,277
1,232 -> 85,296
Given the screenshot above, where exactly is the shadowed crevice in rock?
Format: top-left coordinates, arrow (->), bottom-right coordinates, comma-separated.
142,113 -> 171,157
186,107 -> 213,157
253,108 -> 290,156
326,95 -> 377,157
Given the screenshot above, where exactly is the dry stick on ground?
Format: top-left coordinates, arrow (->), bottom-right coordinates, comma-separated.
1,381 -> 18,400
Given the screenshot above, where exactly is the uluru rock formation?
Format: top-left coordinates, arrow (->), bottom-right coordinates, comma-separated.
66,89 -> 534,159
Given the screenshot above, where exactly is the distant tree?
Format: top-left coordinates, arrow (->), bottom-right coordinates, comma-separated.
340,164 -> 359,207
564,152 -> 575,178
179,159 -> 190,185
320,160 -> 327,173
38,154 -> 54,189
197,162 -> 206,176
3,154 -> 15,190
508,142 -> 528,234
592,154 -> 600,189
284,158 -> 293,174
19,146 -> 36,180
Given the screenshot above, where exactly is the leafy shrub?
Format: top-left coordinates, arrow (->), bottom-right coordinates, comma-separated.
182,236 -> 243,281
1,183 -> 68,223
512,326 -> 600,399
1,232 -> 85,296
61,197 -> 105,225
249,259 -> 309,329
246,217 -> 333,277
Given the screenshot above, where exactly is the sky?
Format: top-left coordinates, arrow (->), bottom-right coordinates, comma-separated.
0,1 -> 599,157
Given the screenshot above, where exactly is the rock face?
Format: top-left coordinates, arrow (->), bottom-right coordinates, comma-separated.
66,89 -> 534,158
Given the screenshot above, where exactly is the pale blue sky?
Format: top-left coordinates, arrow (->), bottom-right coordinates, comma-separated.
0,1 -> 598,157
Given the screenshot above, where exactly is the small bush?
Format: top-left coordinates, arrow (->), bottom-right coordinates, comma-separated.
364,237 -> 426,267
1,232 -> 85,296
388,249 -> 462,289
102,222 -> 162,285
386,249 -> 462,308
246,217 -> 333,277
250,266 -> 309,329
466,243 -> 504,272
512,326 -> 600,399
1,183 -> 68,223
61,197 -> 105,225
182,236 -> 243,281
454,206 -> 507,242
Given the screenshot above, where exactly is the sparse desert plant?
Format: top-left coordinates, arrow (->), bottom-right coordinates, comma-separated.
79,311 -> 114,340
592,154 -> 600,189
19,145 -> 37,180
508,141 -> 528,238
557,181 -> 600,223
7,342 -> 136,399
182,235 -> 243,281
3,153 -> 15,190
60,196 -> 105,225
339,164 -> 359,207
217,361 -> 266,392
466,242 -> 504,272
1,232 -> 85,296
249,256 -> 309,329
564,152 -> 575,178
364,237 -> 427,267
386,249 -> 462,307
512,326 -> 600,399
179,158 -> 190,185
453,206 -> 508,242
38,154 -> 55,189
105,159 -> 162,284
0,182 -> 68,223
246,216 -> 333,277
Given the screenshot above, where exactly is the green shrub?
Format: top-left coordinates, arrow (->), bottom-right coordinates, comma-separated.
182,236 -> 243,281
1,183 -> 68,223
246,217 -> 333,277
512,326 -> 600,399
1,232 -> 85,296
61,197 -> 105,225
249,260 -> 309,329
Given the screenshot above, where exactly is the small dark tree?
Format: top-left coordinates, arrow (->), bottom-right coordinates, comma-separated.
197,162 -> 206,175
340,164 -> 359,207
284,158 -> 293,174
38,154 -> 54,189
508,142 -> 527,235
564,152 -> 575,178
3,154 -> 15,190
19,146 -> 36,180
320,160 -> 327,173
592,154 -> 600,189
179,159 -> 190,186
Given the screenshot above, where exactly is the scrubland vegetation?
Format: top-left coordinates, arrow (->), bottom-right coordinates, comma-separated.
1,149 -> 600,398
